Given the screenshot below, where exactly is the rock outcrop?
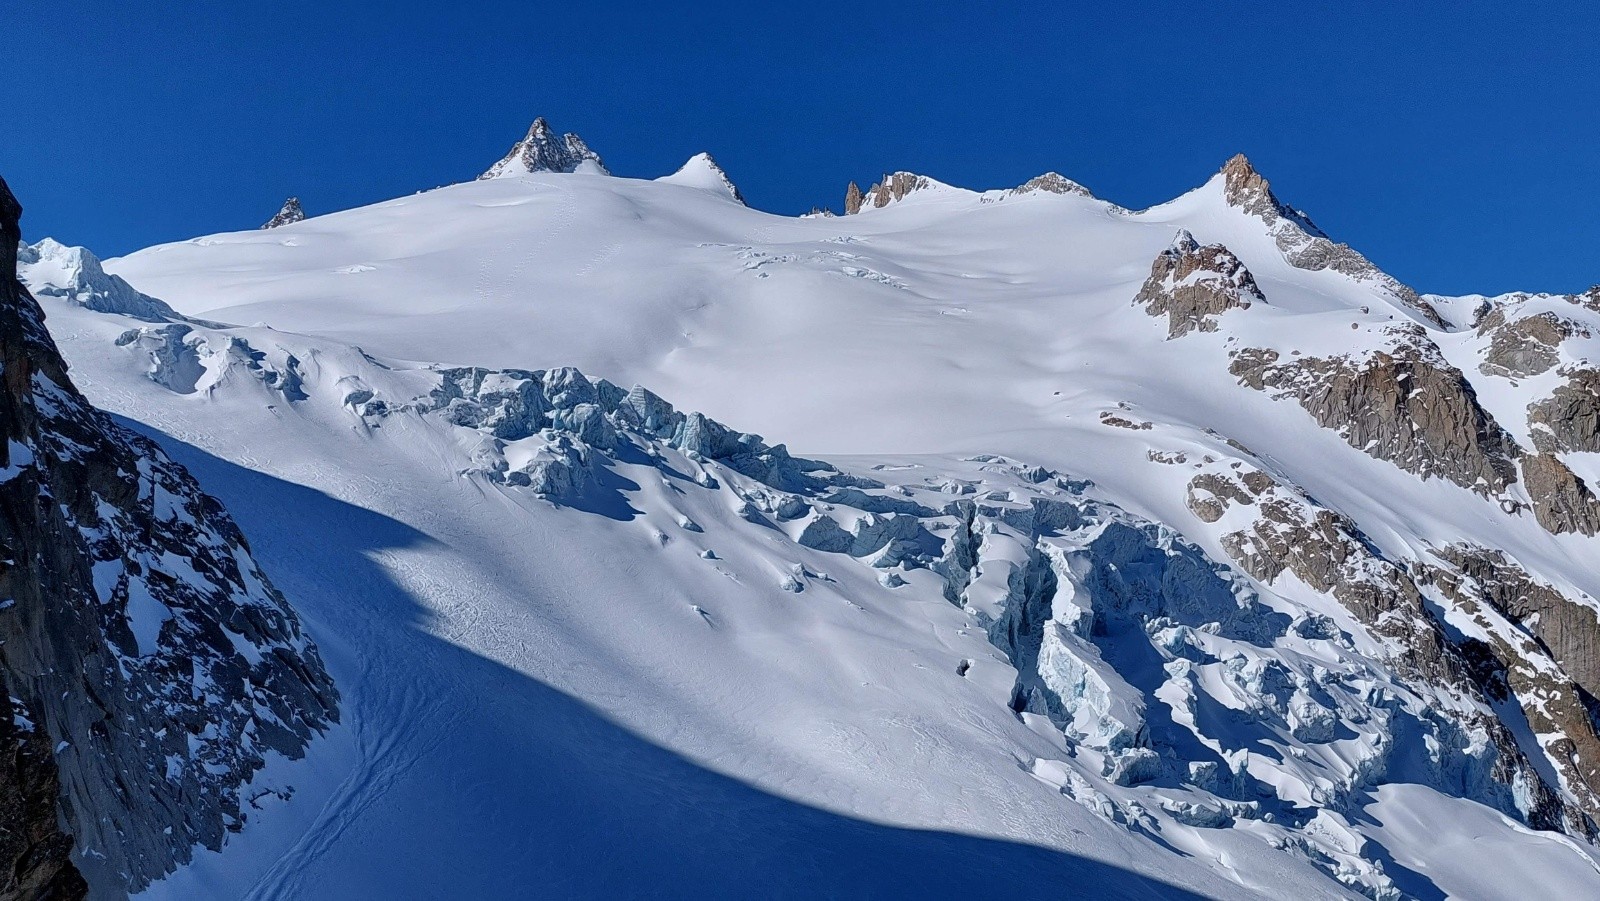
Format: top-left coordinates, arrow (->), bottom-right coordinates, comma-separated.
1529,368 -> 1600,453
1230,329 -> 1521,494
1419,545 -> 1600,825
479,117 -> 608,179
1134,230 -> 1264,338
1520,452 -> 1600,536
261,197 -> 304,229
843,181 -> 864,215
843,172 -> 934,213
0,177 -> 338,895
1184,465 -> 1583,833
1009,172 -> 1093,198
1217,155 -> 1446,327
0,178 -> 85,901
1477,309 -> 1583,379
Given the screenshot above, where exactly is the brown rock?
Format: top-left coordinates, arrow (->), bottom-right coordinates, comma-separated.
1135,231 -> 1263,338
1521,452 -> 1600,535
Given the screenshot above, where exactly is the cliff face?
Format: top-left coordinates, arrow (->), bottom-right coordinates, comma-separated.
0,176 -> 83,901
1229,330 -> 1523,495
0,177 -> 337,896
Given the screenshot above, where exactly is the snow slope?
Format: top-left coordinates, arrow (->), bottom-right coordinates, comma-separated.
18,139 -> 1600,898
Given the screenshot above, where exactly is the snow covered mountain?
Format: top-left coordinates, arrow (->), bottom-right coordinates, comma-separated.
12,122 -> 1600,898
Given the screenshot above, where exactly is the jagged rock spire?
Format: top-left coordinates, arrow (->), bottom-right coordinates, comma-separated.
262,197 -> 304,229
844,181 -> 864,215
480,117 -> 608,179
841,172 -> 934,215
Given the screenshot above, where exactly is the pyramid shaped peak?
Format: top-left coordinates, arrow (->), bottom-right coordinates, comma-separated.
658,152 -> 746,205
262,197 -> 305,229
480,118 -> 609,179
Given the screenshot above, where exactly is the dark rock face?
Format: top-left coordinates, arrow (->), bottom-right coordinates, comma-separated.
1217,155 -> 1446,327
261,197 -> 304,229
1230,330 -> 1521,494
1134,230 -> 1264,338
480,117 -> 607,179
0,179 -> 85,901
0,177 -> 338,895
1420,546 -> 1600,825
1529,368 -> 1600,454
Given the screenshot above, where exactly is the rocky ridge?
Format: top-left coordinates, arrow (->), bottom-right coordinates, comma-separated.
0,178 -> 338,896
1217,155 -> 1446,328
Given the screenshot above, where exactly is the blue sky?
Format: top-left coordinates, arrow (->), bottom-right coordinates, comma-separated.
5,2 -> 1597,295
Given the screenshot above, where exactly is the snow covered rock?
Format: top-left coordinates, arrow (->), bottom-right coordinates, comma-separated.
1007,172 -> 1094,198
1529,368 -> 1600,453
0,177 -> 337,895
479,117 -> 608,178
843,171 -> 940,213
1134,230 -> 1264,337
261,197 -> 304,229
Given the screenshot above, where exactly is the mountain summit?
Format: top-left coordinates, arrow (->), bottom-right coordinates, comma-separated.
656,152 -> 745,204
479,117 -> 608,178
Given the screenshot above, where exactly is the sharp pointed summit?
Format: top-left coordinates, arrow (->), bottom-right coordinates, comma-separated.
262,196 -> 304,229
656,152 -> 745,204
480,117 -> 609,179
1207,153 -> 1446,326
1214,154 -> 1321,234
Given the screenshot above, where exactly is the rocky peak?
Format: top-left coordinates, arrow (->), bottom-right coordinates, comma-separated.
261,197 -> 304,229
0,177 -> 338,895
657,152 -> 745,205
1010,172 -> 1093,198
1218,154 -> 1298,224
1212,154 -> 1447,328
479,117 -> 609,179
1134,230 -> 1264,337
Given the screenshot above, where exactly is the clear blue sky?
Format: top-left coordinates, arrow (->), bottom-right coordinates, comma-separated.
5,2 -> 1597,295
